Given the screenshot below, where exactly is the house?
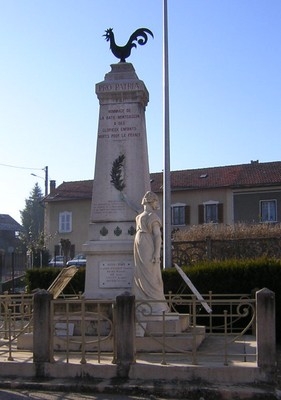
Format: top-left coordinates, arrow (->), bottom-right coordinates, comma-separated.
0,214 -> 25,282
44,161 -> 281,257
44,180 -> 93,258
153,160 -> 281,226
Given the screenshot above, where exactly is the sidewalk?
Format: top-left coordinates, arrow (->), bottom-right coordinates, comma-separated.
1,334 -> 257,367
0,335 -> 280,399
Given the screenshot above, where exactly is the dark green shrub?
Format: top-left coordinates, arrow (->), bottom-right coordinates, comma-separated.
164,258 -> 281,295
25,267 -> 85,295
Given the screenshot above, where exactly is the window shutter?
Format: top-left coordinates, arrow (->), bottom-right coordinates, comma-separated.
218,203 -> 224,223
198,204 -> 204,224
185,205 -> 190,225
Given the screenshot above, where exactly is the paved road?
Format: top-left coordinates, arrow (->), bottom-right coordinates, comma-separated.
0,390 -> 166,400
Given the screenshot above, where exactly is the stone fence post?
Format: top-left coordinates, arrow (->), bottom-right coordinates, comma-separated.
33,289 -> 53,375
115,292 -> 136,377
256,288 -> 276,371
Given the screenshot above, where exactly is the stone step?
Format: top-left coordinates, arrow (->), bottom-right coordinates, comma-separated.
17,326 -> 205,353
136,313 -> 190,336
136,327 -> 205,352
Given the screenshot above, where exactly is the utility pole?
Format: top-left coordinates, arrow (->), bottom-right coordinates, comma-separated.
31,165 -> 48,196
44,166 -> 48,196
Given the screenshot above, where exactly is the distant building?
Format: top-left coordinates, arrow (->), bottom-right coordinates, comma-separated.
44,161 -> 281,256
44,180 -> 92,258
0,214 -> 24,283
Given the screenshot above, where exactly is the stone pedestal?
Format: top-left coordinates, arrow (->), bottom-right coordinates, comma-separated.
83,63 -> 151,299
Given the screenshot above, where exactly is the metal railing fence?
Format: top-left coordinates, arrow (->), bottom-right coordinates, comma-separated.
50,297 -> 116,364
172,236 -> 281,266
166,291 -> 256,334
0,292 -> 257,366
0,293 -> 33,360
136,292 -> 256,365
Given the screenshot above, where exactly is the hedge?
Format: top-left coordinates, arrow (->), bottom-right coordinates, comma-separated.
25,267 -> 86,295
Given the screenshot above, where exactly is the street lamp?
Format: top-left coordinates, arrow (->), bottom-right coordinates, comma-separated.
31,166 -> 48,196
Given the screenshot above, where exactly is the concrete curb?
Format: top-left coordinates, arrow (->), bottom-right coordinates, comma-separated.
0,378 -> 279,399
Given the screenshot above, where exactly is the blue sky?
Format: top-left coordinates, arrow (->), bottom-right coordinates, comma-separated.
1,0 -> 281,222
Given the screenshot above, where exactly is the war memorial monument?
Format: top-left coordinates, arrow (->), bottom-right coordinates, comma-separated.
83,28 -> 156,300
82,27 -> 193,351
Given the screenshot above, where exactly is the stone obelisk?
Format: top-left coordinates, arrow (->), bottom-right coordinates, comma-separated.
83,59 -> 152,299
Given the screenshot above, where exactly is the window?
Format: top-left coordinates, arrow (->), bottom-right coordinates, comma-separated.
59,211 -> 72,233
260,200 -> 277,222
205,203 -> 218,223
171,204 -> 190,226
198,201 -> 223,224
172,205 -> 185,225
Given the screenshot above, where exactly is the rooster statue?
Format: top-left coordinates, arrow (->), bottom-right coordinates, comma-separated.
103,28 -> 154,62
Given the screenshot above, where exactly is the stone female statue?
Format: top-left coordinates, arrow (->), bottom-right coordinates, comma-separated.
133,191 -> 169,314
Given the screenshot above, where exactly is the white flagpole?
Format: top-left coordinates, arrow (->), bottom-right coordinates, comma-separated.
163,0 -> 172,268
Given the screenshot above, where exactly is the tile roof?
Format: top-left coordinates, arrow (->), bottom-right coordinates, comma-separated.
45,180 -> 93,202
45,161 -> 281,202
151,161 -> 281,192
0,214 -> 23,231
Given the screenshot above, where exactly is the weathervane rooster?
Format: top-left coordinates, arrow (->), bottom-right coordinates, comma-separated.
103,28 -> 154,62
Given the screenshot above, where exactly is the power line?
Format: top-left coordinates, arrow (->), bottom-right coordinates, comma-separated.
0,163 -> 49,195
0,163 -> 43,171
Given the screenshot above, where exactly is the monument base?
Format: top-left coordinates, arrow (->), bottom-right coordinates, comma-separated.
83,239 -> 134,299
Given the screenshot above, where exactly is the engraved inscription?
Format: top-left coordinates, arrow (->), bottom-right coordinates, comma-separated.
97,82 -> 141,92
93,201 -> 125,216
98,106 -> 141,140
99,261 -> 133,288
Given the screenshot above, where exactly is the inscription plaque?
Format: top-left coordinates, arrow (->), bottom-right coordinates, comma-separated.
99,261 -> 133,288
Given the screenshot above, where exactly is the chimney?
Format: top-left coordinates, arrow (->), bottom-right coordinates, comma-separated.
49,180 -> 56,194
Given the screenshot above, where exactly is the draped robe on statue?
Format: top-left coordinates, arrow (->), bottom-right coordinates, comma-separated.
133,210 -> 169,314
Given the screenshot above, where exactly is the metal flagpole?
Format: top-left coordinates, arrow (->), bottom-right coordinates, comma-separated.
163,0 -> 172,268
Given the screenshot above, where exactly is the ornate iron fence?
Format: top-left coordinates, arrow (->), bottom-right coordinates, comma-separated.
0,291 -> 261,367
0,293 -> 33,360
50,297 -> 116,364
135,292 -> 256,365
172,236 -> 281,266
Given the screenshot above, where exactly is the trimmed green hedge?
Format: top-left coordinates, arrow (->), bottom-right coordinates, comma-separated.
26,258 -> 281,298
163,258 -> 281,295
25,267 -> 85,295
